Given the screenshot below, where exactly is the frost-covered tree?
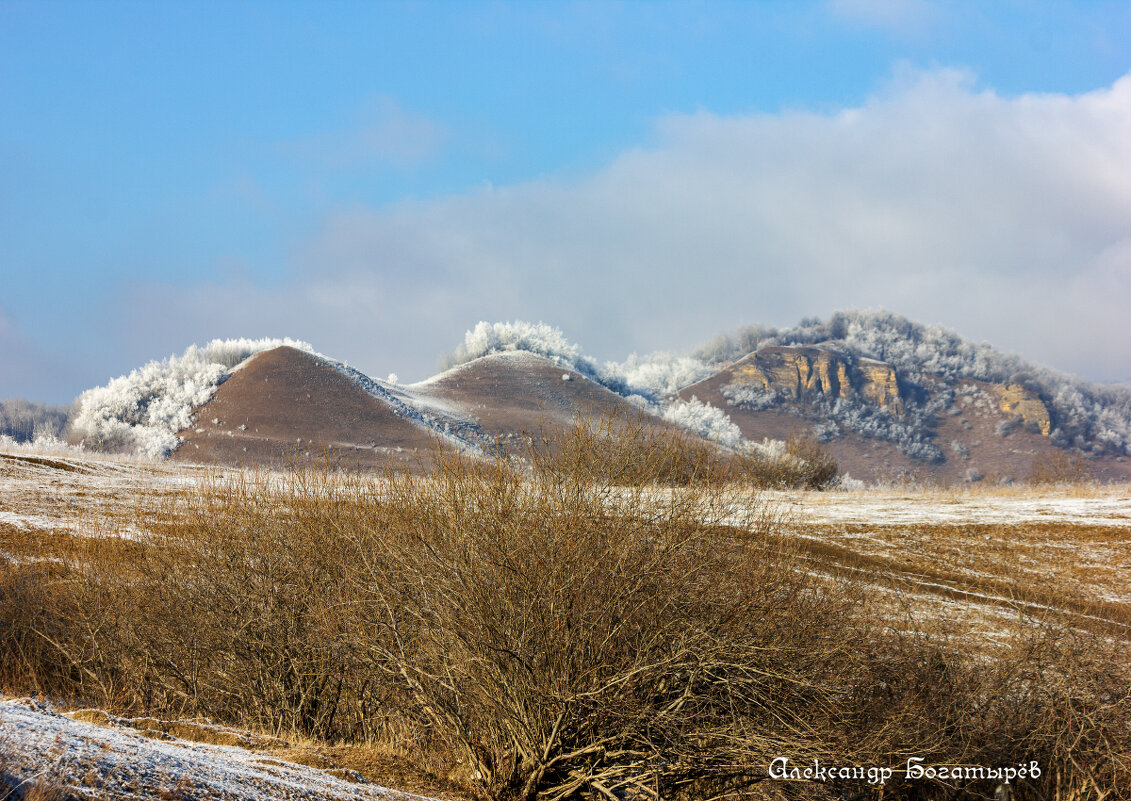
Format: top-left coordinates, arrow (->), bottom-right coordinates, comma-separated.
661,397 -> 743,448
0,398 -> 73,443
441,321 -> 713,402
605,352 -> 714,399
70,338 -> 314,457
441,322 -> 597,374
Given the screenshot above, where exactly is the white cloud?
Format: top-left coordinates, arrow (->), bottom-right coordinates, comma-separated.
121,68 -> 1131,384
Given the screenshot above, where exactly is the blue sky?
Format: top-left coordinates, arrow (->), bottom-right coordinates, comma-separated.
3,0 -> 1131,402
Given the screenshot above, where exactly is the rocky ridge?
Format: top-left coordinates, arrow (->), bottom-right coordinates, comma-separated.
727,346 -> 904,414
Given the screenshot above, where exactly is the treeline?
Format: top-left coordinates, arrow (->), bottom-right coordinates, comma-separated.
0,397 -> 73,443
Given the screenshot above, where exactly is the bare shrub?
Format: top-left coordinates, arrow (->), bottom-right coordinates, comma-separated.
524,411 -> 840,490
522,407 -> 726,487
346,452 -> 867,799
107,470 -> 400,742
1028,450 -> 1090,484
735,433 -> 841,490
1,441 -> 1128,799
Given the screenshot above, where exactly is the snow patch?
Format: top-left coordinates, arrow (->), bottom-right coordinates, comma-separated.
0,696 -> 436,800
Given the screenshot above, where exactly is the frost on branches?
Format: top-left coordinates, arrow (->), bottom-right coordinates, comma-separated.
442,321 -> 714,402
661,397 -> 743,448
70,338 -> 314,458
442,321 -> 597,376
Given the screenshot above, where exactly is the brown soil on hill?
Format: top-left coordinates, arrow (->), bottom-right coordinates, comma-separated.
411,352 -> 665,442
170,346 -> 442,470
167,346 -> 1131,484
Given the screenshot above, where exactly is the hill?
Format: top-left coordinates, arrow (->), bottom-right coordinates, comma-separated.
171,347 -> 666,470
169,346 -> 473,470
62,312 -> 1131,483
409,350 -> 663,442
685,312 -> 1131,483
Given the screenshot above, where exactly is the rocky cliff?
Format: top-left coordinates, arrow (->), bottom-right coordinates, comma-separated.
997,384 -> 1052,435
728,346 -> 904,414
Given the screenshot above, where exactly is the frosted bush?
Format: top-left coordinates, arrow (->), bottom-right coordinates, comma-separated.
603,352 -> 713,399
723,381 -> 945,462
442,321 -> 597,376
443,321 -> 712,400
71,338 -> 314,458
661,397 -> 742,448
812,421 -> 840,443
0,433 -> 83,455
741,438 -> 796,468
835,474 -> 866,491
719,384 -> 782,411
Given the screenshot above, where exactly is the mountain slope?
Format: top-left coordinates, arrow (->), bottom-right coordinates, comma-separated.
170,346 -> 471,469
679,354 -> 1105,483
697,311 -> 1131,456
408,351 -> 663,442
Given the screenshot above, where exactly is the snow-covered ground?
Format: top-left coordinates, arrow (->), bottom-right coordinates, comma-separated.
775,486 -> 1131,527
0,697 -> 438,801
0,449 -> 206,538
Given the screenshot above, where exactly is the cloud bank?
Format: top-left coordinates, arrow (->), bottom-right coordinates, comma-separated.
123,67 -> 1131,387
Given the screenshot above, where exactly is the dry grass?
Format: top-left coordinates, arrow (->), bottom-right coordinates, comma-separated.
524,409 -> 841,489
1,423 -> 1129,800
789,520 -> 1131,631
0,732 -> 74,801
521,407 -> 726,486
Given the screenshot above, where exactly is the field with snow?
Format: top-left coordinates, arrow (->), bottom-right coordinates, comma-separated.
4,447 -> 1126,643
2,443 -> 1128,800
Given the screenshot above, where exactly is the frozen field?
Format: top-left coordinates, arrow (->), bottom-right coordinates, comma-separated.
3,445 -> 1128,799
4,446 -> 1127,634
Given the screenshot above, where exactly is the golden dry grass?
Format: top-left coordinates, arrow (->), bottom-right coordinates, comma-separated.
1,426 -> 1130,800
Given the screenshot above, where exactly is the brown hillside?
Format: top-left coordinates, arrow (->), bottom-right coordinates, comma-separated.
410,352 -> 663,442
170,346 -> 446,470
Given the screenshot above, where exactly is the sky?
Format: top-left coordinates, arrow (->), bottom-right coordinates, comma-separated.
2,0 -> 1131,403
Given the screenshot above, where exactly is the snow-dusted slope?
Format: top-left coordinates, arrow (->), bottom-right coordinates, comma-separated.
435,322 -> 741,444
72,340 -> 491,460
0,697 -> 436,801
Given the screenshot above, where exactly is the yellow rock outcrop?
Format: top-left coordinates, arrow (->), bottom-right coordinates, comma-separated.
997,384 -> 1051,435
857,359 -> 903,413
730,346 -> 903,413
